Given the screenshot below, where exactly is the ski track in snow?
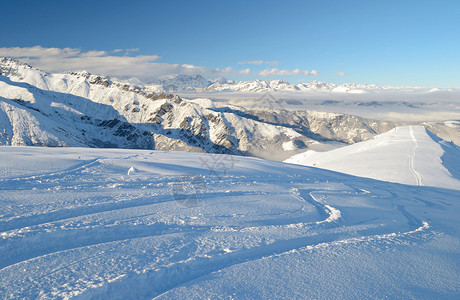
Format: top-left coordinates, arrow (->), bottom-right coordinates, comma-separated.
0,158 -> 101,186
0,150 -> 438,299
409,126 -> 423,186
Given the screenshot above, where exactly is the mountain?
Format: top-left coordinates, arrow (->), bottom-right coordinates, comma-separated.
1,59 -> 459,299
144,74 -> 389,93
158,74 -> 212,92
285,125 -> 460,190
0,146 -> 459,298
0,57 -> 402,159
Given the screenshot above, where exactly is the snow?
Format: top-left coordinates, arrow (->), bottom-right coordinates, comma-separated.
1,58 -> 460,297
2,57 -> 460,127
4,59 -> 401,157
3,57 -> 459,159
127,167 -> 136,175
0,145 -> 459,298
282,140 -> 297,151
285,126 -> 460,190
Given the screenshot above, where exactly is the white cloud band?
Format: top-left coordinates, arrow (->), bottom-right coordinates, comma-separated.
238,60 -> 279,66
0,46 -> 231,83
258,68 -> 319,77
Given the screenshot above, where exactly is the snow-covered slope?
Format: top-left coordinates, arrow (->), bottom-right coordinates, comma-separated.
286,126 -> 460,190
0,57 -> 402,159
0,146 -> 458,298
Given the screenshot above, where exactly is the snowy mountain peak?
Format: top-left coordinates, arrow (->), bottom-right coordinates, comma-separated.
0,57 -> 35,78
211,77 -> 231,84
0,57 -> 419,95
0,58 -> 405,158
162,73 -> 207,82
158,74 -> 211,92
151,75 -> 389,93
0,57 -> 33,69
68,70 -> 92,78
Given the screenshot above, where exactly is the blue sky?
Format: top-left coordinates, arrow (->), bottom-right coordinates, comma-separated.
1,0 -> 459,87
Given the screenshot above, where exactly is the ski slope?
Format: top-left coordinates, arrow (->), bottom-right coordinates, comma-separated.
286,126 -> 460,190
0,146 -> 459,298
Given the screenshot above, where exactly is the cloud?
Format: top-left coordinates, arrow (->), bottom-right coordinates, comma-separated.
332,72 -> 346,76
239,68 -> 251,74
258,68 -> 319,77
80,50 -> 107,57
0,46 -> 231,83
112,48 -> 139,55
381,111 -> 460,122
217,66 -> 232,73
238,60 -> 279,66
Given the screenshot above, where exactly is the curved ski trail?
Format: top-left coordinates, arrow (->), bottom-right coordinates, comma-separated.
409,126 -> 423,186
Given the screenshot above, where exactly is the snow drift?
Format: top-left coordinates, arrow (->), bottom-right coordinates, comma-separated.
0,146 -> 459,298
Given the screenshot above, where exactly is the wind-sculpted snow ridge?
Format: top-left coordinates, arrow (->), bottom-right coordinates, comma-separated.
285,125 -> 460,190
0,57 -> 403,160
0,147 -> 459,299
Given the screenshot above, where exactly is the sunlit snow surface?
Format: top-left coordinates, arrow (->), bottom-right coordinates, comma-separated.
286,126 -> 460,190
0,145 -> 459,298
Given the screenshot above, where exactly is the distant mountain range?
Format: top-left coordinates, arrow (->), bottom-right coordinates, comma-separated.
1,57 -> 457,159
144,74 -> 396,94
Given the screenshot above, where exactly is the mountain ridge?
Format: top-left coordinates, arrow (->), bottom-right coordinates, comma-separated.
145,74 -> 396,94
0,57 -> 430,160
